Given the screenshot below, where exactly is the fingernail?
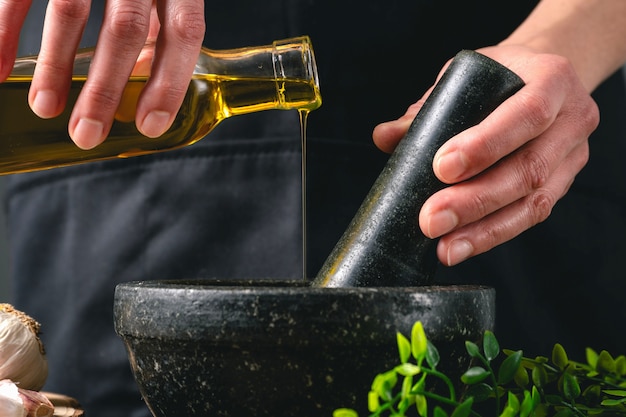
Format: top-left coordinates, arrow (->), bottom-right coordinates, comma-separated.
31,89 -> 59,119
447,239 -> 473,266
427,209 -> 458,237
72,118 -> 104,150
434,150 -> 467,182
140,110 -> 172,138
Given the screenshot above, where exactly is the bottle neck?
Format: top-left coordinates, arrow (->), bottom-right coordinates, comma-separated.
195,36 -> 321,112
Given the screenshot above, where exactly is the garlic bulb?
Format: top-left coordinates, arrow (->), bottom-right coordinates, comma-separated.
0,305 -> 48,391
0,379 -> 54,417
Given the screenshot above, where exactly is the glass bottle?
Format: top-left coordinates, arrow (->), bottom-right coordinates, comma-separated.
0,36 -> 321,175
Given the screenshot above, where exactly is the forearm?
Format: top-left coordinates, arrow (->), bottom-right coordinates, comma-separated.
500,0 -> 626,92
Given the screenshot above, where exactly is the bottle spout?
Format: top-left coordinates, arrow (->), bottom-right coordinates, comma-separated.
272,36 -> 321,111
311,50 -> 525,288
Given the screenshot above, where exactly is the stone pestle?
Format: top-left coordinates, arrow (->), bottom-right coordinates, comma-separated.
312,50 -> 525,288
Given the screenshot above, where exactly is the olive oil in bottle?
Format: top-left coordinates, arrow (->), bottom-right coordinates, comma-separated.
0,36 -> 321,175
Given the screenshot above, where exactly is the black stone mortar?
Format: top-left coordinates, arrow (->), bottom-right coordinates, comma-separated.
114,280 -> 495,417
114,51 -> 525,417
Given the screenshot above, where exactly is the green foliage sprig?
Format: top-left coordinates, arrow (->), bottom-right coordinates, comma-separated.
333,321 -> 626,417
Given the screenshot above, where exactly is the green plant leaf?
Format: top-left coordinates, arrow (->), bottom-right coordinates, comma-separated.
562,372 -> 581,401
367,390 -> 379,412
395,363 -> 422,377
413,375 -> 426,394
601,397 -> 626,406
532,364 -> 548,388
552,343 -> 569,370
596,350 -> 616,374
461,366 -> 490,385
498,350 -> 523,385
499,405 -> 516,417
401,375 -> 414,400
616,355 -> 626,376
603,389 -> 626,397
415,393 -> 428,417
582,384 -> 601,403
371,370 -> 398,402
531,386 -> 541,409
397,332 -> 411,364
466,382 -> 493,402
506,391 -> 520,413
333,408 -> 359,417
514,361 -> 530,388
586,347 -> 599,369
426,340 -> 441,369
412,321 -> 428,361
484,331 -> 500,361
434,405 -> 448,417
466,341 -> 480,358
450,397 -> 474,417
400,393 -> 416,414
520,390 -> 534,417
545,394 -> 563,405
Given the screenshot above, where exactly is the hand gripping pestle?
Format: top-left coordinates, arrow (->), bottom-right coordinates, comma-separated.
312,50 -> 525,288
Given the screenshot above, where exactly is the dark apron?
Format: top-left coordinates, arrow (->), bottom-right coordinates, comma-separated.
10,1 -> 626,416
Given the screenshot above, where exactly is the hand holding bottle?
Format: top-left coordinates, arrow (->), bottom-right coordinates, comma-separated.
0,0 -> 205,150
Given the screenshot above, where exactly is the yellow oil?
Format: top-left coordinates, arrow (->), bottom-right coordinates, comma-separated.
0,74 -> 321,174
299,109 -> 309,280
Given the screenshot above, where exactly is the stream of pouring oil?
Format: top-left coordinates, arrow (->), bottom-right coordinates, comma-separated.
311,50 -> 525,288
299,109 -> 310,280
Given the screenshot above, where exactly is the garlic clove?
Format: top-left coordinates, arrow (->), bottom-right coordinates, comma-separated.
0,379 -> 54,417
0,305 -> 48,391
42,393 -> 84,417
0,378 -> 27,417
16,385 -> 55,417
